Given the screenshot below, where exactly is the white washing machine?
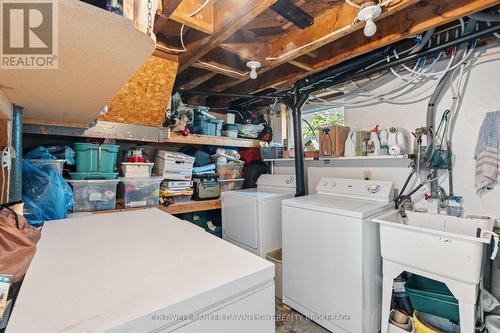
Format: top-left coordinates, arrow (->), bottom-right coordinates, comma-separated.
222,174 -> 296,257
282,177 -> 394,333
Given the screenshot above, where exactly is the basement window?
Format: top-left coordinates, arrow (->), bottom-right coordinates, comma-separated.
302,107 -> 345,142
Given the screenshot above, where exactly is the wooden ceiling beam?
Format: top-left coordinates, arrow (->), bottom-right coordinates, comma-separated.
200,0 -> 415,95
169,0 -> 214,34
218,42 -> 269,63
265,0 -> 418,66
161,0 -> 183,16
309,0 -> 500,72
176,68 -> 218,90
217,0 -> 499,96
192,60 -> 249,79
178,0 -> 278,73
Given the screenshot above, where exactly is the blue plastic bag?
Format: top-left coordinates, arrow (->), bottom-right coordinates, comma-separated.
22,160 -> 73,226
24,145 -> 76,165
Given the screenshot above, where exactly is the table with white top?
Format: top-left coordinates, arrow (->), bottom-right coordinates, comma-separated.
6,208 -> 275,333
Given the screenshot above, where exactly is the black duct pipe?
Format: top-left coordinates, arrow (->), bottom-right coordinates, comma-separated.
178,90 -> 284,100
295,46 -> 394,92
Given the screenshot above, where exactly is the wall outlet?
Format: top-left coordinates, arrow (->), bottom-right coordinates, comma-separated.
363,170 -> 372,180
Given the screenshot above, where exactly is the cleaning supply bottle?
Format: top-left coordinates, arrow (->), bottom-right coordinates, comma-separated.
344,127 -> 357,157
367,125 -> 381,156
379,128 -> 389,155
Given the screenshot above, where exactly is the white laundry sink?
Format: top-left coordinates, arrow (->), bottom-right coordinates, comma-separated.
373,211 -> 494,285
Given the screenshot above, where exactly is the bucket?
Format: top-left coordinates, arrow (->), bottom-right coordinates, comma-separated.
74,143 -> 120,173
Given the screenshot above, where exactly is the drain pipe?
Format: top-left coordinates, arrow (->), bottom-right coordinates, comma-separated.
287,86 -> 309,197
426,19 -> 476,198
9,105 -> 23,202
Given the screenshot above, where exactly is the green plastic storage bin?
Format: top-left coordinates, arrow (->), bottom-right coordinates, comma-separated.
405,274 -> 459,322
74,143 -> 120,173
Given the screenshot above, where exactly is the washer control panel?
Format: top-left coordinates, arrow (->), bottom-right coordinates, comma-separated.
316,178 -> 394,202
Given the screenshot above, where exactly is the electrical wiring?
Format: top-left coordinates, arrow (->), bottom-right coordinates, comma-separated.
189,0 -> 210,16
196,61 -> 249,77
344,0 -> 362,8
161,0 -> 211,53
308,49 -> 456,107
266,18 -> 358,61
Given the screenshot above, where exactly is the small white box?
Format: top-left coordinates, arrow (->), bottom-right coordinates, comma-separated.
154,151 -> 195,180
121,162 -> 154,178
225,113 -> 235,124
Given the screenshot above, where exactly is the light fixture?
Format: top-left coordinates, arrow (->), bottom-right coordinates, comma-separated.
247,61 -> 262,79
357,2 -> 382,37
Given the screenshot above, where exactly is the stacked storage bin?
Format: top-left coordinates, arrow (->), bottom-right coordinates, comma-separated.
216,162 -> 244,192
68,143 -> 120,212
154,151 -> 195,204
118,156 -> 162,208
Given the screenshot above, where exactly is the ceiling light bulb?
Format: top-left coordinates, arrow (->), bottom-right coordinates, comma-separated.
357,4 -> 382,38
363,17 -> 377,37
246,61 -> 261,80
250,68 -> 258,79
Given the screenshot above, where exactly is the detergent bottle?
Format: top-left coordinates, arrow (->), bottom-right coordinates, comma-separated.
344,127 -> 357,157
379,128 -> 389,155
367,125 -> 381,156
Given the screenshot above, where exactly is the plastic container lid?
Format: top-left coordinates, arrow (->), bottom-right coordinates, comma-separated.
67,179 -> 120,184
119,176 -> 163,184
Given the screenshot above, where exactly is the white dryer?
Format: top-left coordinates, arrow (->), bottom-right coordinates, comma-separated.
222,174 -> 296,257
282,177 -> 394,333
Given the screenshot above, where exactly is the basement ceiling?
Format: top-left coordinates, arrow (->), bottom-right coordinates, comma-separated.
152,0 -> 500,106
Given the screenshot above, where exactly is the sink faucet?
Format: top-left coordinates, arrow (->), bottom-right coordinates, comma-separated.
437,187 -> 449,214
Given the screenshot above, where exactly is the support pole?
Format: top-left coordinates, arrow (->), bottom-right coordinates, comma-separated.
9,105 -> 23,202
290,87 -> 309,197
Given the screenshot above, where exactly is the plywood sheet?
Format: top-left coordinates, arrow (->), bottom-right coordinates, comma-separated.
98,55 -> 178,127
0,0 -> 155,125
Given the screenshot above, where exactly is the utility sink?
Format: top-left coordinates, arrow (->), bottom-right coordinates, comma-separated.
373,211 -> 495,284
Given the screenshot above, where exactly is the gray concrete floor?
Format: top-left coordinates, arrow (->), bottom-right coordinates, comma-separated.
275,301 -> 330,333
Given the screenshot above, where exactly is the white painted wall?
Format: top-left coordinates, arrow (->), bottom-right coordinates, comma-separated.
274,44 -> 500,221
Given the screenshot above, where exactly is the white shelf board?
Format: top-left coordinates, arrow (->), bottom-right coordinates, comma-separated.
0,0 -> 156,125
263,155 -> 410,162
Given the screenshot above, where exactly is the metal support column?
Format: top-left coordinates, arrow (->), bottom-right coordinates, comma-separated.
289,87 -> 309,197
9,105 -> 23,202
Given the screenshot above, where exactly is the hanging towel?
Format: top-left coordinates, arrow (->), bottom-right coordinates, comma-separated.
474,111 -> 500,193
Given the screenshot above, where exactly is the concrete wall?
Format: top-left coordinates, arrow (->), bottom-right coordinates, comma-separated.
274,44 -> 500,221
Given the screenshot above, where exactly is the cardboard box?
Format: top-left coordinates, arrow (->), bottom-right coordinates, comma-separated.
319,125 -> 350,157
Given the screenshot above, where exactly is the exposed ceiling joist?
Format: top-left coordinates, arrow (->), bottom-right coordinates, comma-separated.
161,0 -> 183,16
177,0 -> 278,73
176,68 -> 218,90
270,0 -> 314,29
201,0 -> 417,96
309,0 -> 500,72
169,0 -> 214,34
216,0 -> 500,97
192,60 -> 248,79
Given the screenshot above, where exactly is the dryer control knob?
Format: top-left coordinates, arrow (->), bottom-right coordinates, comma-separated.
368,184 -> 381,193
